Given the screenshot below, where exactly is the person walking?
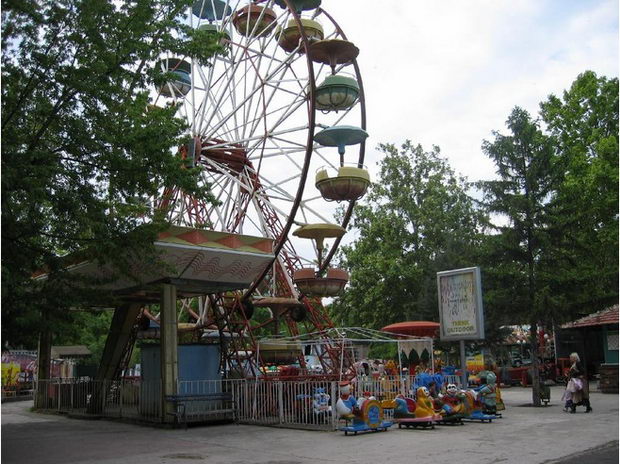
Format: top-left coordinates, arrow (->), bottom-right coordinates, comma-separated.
565,352 -> 592,413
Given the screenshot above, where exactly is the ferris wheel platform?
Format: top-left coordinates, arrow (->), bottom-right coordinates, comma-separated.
36,226 -> 275,303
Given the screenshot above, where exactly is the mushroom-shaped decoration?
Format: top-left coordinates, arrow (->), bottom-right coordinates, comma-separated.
274,0 -> 321,12
315,74 -> 360,112
315,165 -> 370,202
157,58 -> 192,98
292,223 -> 345,266
277,18 -> 324,53
192,0 -> 232,21
293,267 -> 349,297
232,4 -> 277,37
308,39 -> 359,74
314,125 -> 368,159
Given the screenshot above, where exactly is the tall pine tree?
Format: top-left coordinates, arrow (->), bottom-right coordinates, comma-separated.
478,107 -> 556,406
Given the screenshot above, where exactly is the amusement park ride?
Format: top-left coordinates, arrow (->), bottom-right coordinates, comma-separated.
96,0 -> 371,384
28,2 -> 513,433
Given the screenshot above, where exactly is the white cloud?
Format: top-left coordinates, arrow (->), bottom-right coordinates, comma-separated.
322,0 -> 618,184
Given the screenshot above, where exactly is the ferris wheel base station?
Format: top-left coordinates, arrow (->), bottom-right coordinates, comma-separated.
65,226 -> 275,303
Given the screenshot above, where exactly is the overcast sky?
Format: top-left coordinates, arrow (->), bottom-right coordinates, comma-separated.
322,0 -> 619,184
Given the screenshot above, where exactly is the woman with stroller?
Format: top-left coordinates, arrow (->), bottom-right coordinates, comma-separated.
563,352 -> 592,413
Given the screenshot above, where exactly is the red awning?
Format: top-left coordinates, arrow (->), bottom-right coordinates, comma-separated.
381,321 -> 440,338
561,305 -> 619,329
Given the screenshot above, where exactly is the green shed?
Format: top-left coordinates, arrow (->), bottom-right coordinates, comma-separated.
561,305 -> 618,393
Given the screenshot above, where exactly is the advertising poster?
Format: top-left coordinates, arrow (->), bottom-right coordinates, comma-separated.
437,267 -> 484,341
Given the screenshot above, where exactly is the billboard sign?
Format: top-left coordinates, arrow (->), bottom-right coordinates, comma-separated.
437,267 -> 484,341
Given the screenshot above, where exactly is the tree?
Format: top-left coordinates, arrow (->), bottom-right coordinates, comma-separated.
478,107 -> 556,406
1,0 -> 221,348
330,141 -> 486,330
540,71 -> 619,318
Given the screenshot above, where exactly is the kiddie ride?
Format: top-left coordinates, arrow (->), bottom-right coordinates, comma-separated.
461,372 -> 504,423
434,383 -> 466,425
336,383 -> 393,435
392,387 -> 442,429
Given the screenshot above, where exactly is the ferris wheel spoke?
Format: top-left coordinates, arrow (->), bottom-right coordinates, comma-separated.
204,177 -> 235,229
246,64 -> 306,141
302,194 -> 325,203
203,29 -> 258,139
267,133 -> 308,150
200,125 -> 308,158
220,188 -> 236,229
258,172 -> 301,197
237,36 -> 274,142
201,123 -> 311,162
250,196 -> 273,237
203,50 -> 303,140
247,147 -> 309,160
206,173 -> 235,204
200,162 -> 261,232
242,28 -> 299,141
202,160 -> 255,201
312,148 -> 340,171
252,193 -> 296,227
195,67 -> 237,139
246,138 -> 306,165
263,79 -> 310,97
241,61 -> 277,142
214,95 -> 306,143
199,36 -> 309,144
193,55 -> 220,138
199,42 -> 255,137
261,94 -> 308,142
297,200 -> 333,224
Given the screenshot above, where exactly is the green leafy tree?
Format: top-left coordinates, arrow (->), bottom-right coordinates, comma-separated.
2,0 -> 221,348
331,141 -> 486,330
478,107 -> 556,406
540,71 -> 619,317
55,310 -> 114,366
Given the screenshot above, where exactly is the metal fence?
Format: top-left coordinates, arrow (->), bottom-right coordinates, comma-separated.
34,374 -> 463,429
34,378 -> 162,421
354,374 -> 462,396
233,379 -> 337,430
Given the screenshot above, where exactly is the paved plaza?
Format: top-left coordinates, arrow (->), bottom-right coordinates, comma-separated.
1,386 -> 618,464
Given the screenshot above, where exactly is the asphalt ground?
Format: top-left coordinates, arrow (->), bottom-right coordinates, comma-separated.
1,385 -> 618,464
545,441 -> 619,464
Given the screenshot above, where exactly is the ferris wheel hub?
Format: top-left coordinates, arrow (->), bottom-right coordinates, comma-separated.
200,138 -> 251,174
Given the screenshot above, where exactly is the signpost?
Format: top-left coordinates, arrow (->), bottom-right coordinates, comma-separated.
437,267 -> 484,387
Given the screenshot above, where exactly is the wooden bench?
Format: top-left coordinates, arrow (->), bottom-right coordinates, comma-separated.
165,392 -> 235,428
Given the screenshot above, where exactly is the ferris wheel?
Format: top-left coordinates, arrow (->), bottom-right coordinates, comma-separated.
151,0 -> 369,378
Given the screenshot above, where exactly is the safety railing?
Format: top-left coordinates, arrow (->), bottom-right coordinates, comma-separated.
34,378 -> 162,422
232,379 -> 336,430
174,379 -> 236,423
353,374 -> 463,397
36,376 -> 444,430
